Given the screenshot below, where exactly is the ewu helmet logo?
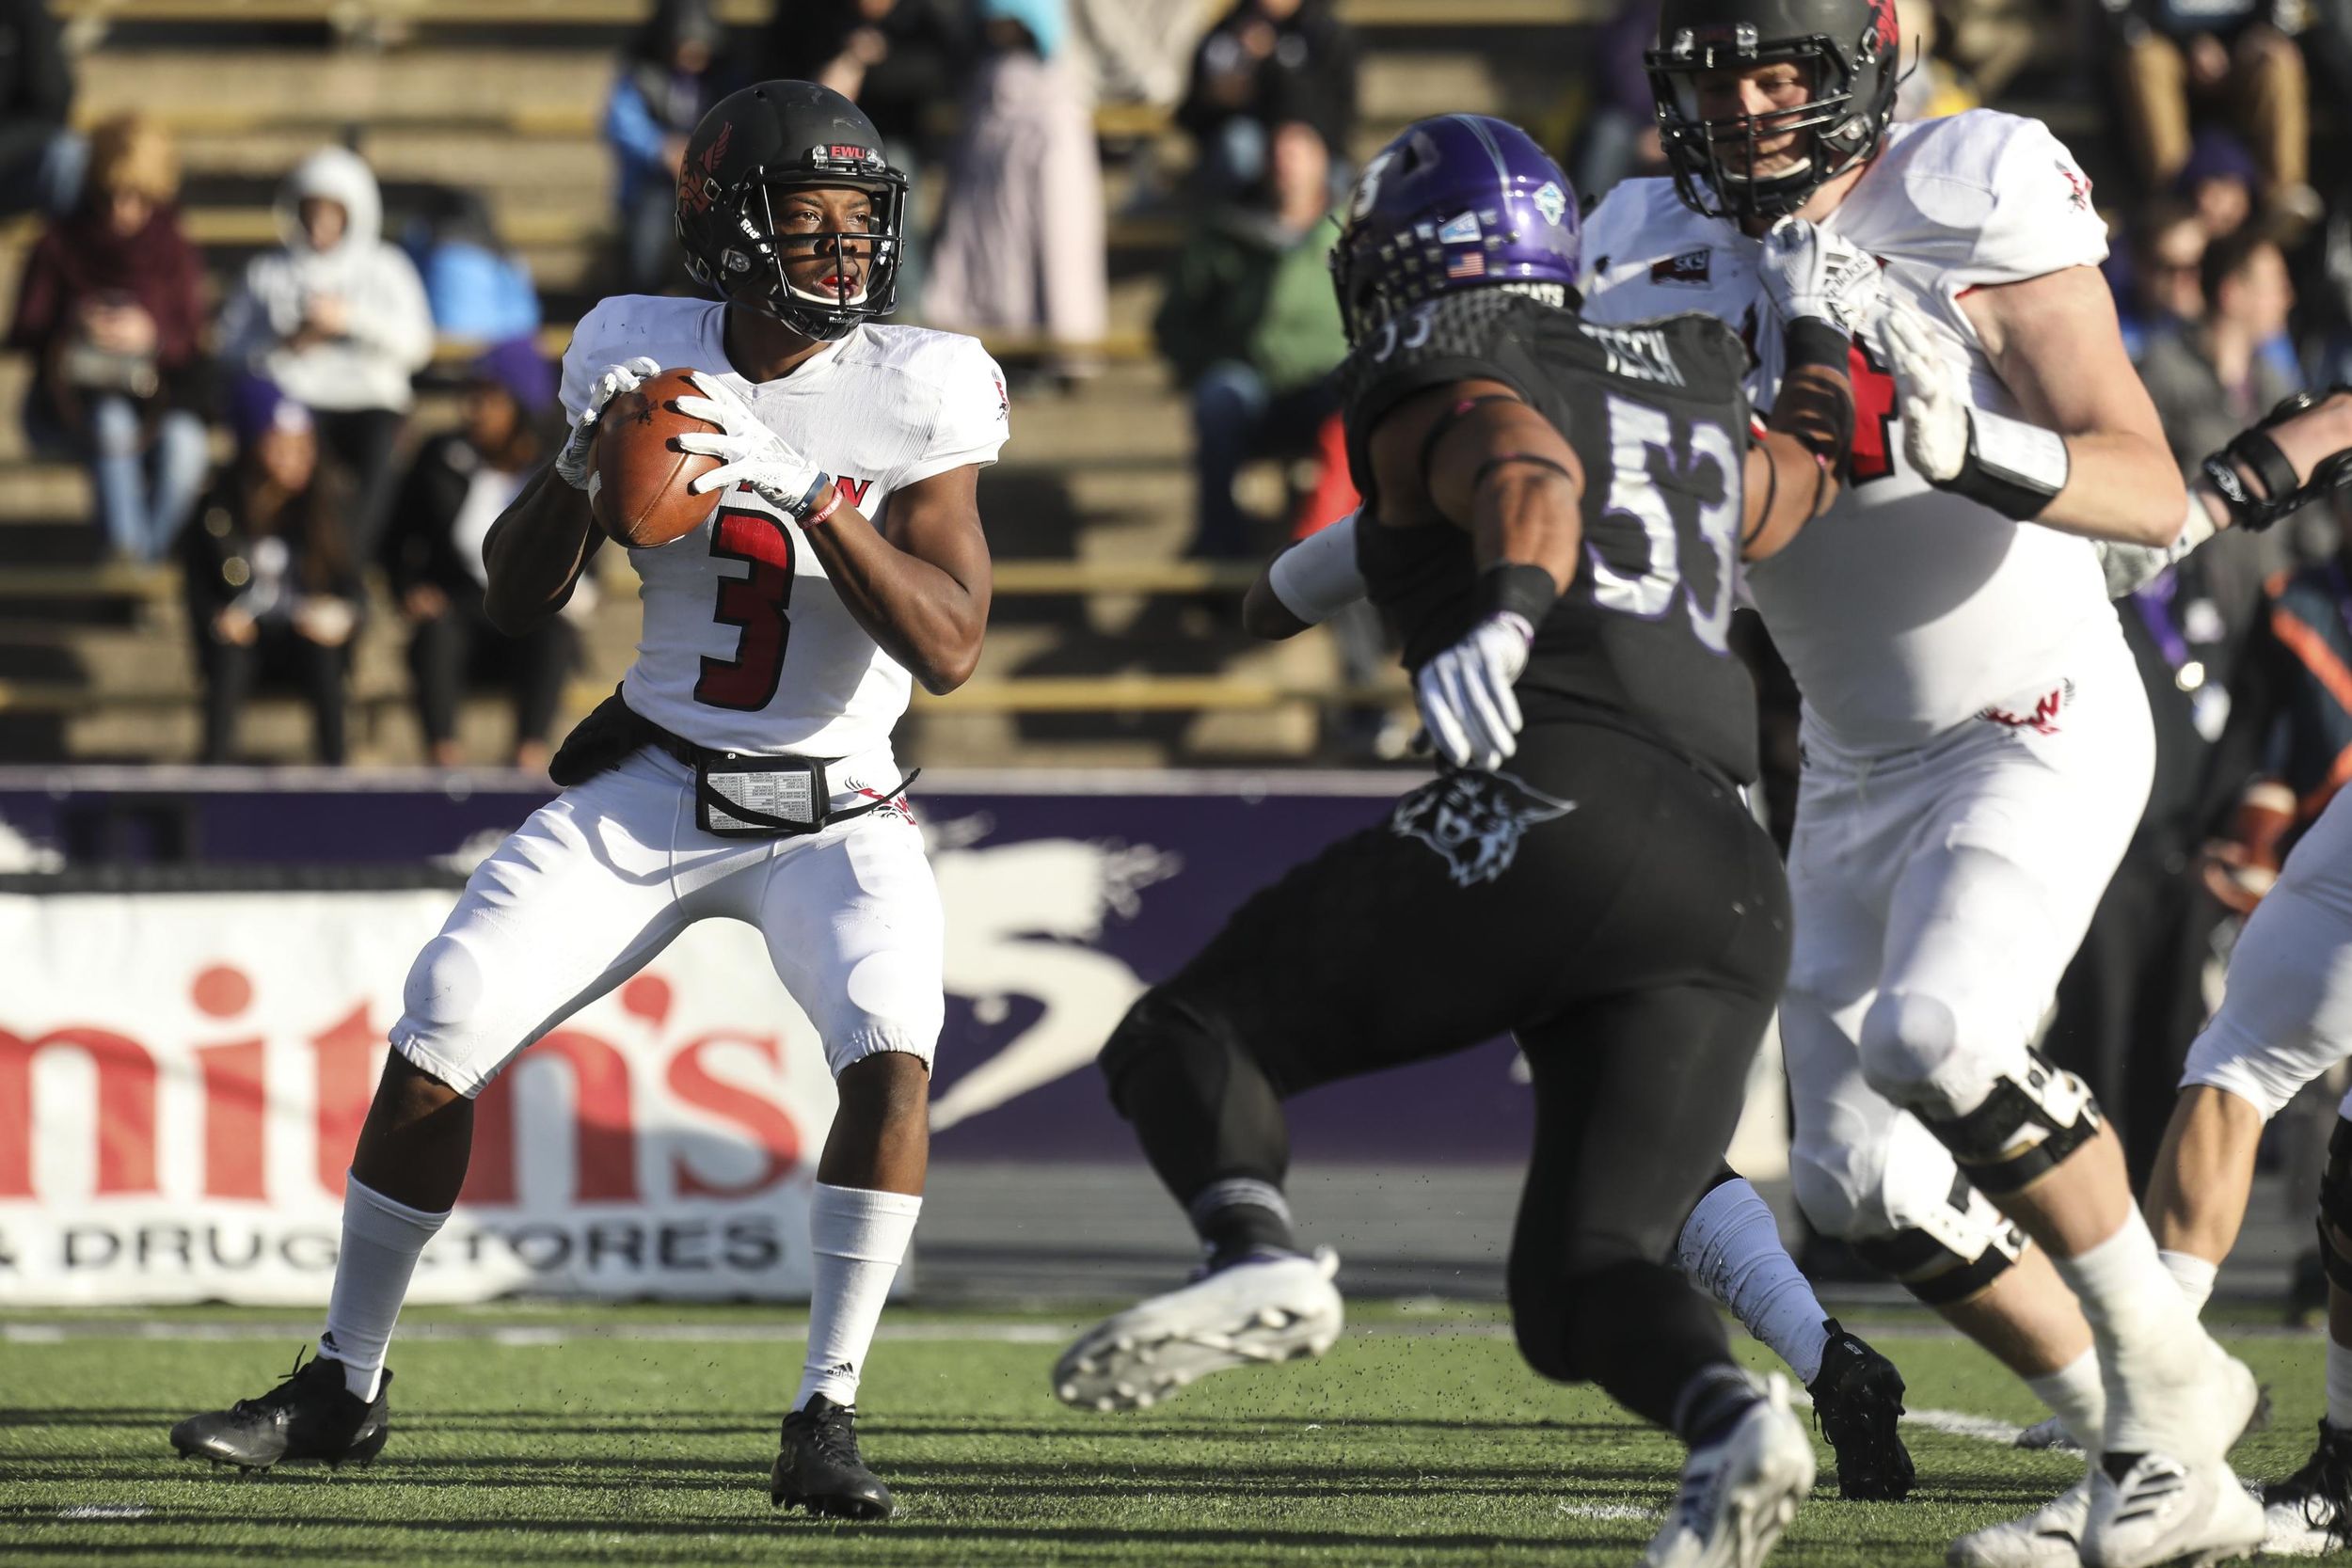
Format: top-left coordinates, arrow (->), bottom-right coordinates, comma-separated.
1391,771 -> 1577,887
681,120 -> 733,214
1867,0 -> 1899,55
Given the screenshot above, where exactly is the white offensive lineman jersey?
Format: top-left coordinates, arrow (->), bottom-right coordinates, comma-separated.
560,294 -> 1009,756
1581,110 -> 2118,752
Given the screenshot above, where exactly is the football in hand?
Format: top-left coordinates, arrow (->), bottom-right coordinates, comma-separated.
589,368 -> 725,548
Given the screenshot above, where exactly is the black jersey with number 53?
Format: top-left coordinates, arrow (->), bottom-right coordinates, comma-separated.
1340,288 -> 1762,785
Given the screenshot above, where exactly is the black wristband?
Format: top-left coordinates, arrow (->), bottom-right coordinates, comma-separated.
1476,562 -> 1559,626
1783,317 -> 1850,378
1948,408 -> 2070,520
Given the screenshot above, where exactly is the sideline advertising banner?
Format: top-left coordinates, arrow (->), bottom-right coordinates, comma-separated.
0,768 -> 1787,1305
0,891 -> 837,1307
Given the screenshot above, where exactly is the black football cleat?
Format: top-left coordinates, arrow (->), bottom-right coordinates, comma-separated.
1807,1318 -> 1915,1501
2261,1418 -> 2352,1553
771,1394 -> 895,1520
168,1346 -> 390,1475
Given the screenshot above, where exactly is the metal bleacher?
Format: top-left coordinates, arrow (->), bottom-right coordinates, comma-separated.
1,0 -> 1591,768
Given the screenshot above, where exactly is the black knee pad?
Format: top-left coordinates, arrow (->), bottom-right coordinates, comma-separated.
1917,1051 -> 2103,1195
1850,1221 -> 2024,1306
2320,1117 -> 2352,1293
1848,1175 -> 2026,1306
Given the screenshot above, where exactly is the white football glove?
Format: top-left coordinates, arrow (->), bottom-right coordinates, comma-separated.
553,356 -> 660,490
1880,304 -> 1970,484
1756,216 -> 1884,338
672,370 -> 834,518
1416,612 -> 1534,771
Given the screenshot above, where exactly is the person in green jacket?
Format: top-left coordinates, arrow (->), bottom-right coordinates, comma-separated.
1154,119 -> 1348,558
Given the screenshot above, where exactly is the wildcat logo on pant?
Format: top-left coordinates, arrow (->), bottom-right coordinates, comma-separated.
1391,771 -> 1577,888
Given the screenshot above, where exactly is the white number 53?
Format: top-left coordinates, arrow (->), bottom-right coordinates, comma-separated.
1584,393 -> 1740,655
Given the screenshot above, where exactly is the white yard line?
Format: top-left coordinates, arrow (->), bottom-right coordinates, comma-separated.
1901,1408 -> 2029,1445
1555,1501 -> 1664,1521
1788,1387 -> 2029,1448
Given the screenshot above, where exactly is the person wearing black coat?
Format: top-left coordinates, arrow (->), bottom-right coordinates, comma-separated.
0,0 -> 78,217
762,0 -> 968,309
1176,0 -> 1359,195
180,376 -> 361,766
379,339 -> 578,770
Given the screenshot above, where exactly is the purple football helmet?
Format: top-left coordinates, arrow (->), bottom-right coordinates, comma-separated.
1330,115 -> 1582,345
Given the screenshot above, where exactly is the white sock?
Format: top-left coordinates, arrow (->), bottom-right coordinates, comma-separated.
796,1183 -> 923,1411
2025,1346 -> 2106,1454
2159,1249 -> 2218,1315
320,1174 -> 447,1402
2050,1213 -> 2210,1452
1675,1178 -> 1833,1386
2328,1337 -> 2352,1431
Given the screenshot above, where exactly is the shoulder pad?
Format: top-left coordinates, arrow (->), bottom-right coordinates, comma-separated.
1579,179 -> 1704,288
1840,111 -> 2106,287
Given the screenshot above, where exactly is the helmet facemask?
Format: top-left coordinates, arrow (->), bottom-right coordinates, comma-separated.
681,153 -> 910,342
1648,20 -> 1899,224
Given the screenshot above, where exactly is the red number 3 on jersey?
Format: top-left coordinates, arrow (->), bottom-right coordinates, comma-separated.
694,505 -> 795,711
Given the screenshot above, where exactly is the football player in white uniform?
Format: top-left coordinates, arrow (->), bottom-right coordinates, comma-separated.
167,83 -> 1009,1523
1572,0 -> 2262,1560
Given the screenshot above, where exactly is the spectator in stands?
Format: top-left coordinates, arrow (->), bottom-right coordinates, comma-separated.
399,187 -> 542,345
180,377 -> 358,767
1068,0 -> 1207,111
763,0 -> 965,315
2109,0 -> 2317,229
0,0 -> 79,219
2112,201 -> 2210,358
1176,0 -> 1359,196
1154,119 -> 1346,559
2140,229 -> 2300,476
8,115 -> 208,563
219,146 -> 434,565
1566,0 -> 1662,198
381,338 -> 578,772
607,0 -> 733,295
925,0 -> 1107,386
2176,127 -> 2262,241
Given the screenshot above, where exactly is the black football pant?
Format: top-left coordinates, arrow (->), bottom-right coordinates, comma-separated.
1100,721 -> 1792,1429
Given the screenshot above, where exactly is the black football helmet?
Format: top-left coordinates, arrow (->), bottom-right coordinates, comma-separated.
1647,0 -> 1901,224
674,80 -> 909,341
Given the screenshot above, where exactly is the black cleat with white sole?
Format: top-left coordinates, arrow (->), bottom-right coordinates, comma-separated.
771,1394 -> 895,1521
1808,1319 -> 1915,1501
168,1347 -> 389,1475
2261,1418 -> 2352,1553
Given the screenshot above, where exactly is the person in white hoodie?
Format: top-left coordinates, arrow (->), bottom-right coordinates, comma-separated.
219,146 -> 435,560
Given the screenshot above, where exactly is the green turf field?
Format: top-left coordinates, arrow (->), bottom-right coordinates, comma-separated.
0,1305 -> 2330,1566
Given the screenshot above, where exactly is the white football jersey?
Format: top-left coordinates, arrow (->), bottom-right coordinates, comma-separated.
1581,111 -> 2119,752
560,295 -> 1009,757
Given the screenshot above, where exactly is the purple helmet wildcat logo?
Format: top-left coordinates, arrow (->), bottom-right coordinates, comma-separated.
1330,115 -> 1582,345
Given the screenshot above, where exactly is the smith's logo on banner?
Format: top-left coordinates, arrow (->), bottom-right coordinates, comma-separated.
0,890 -> 839,1305
0,968 -> 803,1210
